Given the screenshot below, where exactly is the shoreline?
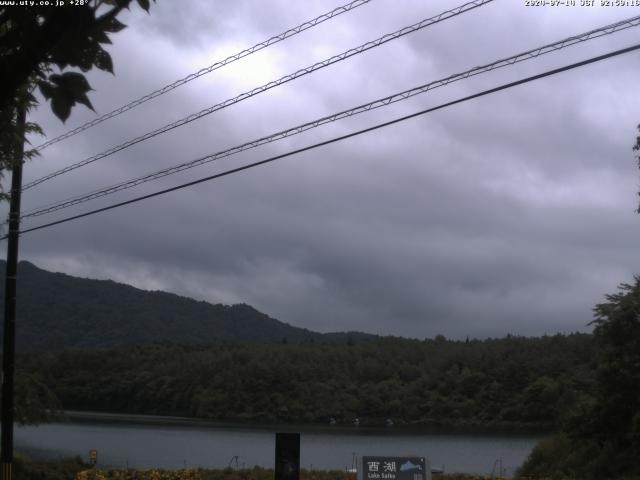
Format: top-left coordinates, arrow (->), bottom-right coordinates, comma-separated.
61,410 -> 551,436
17,414 -> 540,475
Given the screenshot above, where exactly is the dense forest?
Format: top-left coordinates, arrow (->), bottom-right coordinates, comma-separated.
20,334 -> 595,430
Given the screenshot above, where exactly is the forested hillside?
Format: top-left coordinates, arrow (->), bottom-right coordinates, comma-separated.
0,260 -> 600,431
21,334 -> 595,429
0,260 -> 373,350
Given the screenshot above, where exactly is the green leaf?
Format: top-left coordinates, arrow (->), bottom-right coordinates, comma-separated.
50,72 -> 92,98
137,0 -> 150,11
44,72 -> 95,121
94,47 -> 113,73
25,121 -> 44,137
79,41 -> 102,72
38,80 -> 54,100
53,60 -> 70,70
75,93 -> 94,111
50,95 -> 71,123
94,29 -> 112,45
23,149 -> 41,160
102,17 -> 126,33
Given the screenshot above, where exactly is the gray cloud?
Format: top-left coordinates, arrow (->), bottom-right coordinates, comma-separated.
8,0 -> 640,340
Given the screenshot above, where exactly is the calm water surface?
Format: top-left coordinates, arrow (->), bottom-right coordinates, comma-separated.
15,416 -> 542,476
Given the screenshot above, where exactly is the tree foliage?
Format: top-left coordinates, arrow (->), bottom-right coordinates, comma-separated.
518,278 -> 640,479
0,0 -> 154,184
0,0 -> 154,424
635,124 -> 640,212
21,333 -> 595,430
0,87 -> 42,201
0,0 -> 153,118
0,367 -> 62,425
14,372 -> 62,424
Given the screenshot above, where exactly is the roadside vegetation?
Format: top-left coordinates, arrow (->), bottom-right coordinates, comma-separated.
14,455 -> 87,480
517,278 -> 640,479
15,459 -> 507,480
14,457 -> 508,480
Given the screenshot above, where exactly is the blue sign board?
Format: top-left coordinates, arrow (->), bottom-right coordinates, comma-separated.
361,456 -> 426,480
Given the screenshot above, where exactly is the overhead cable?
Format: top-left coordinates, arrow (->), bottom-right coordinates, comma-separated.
11,42 -> 640,238
32,0 -> 374,151
22,0 -> 494,191
19,14 -> 640,220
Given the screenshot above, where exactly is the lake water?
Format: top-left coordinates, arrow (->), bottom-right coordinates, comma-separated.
15,414 -> 542,476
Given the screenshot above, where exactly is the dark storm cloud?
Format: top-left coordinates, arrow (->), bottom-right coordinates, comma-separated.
9,0 -> 640,339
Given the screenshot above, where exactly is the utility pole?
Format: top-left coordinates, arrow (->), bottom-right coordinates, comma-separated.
1,105 -> 26,480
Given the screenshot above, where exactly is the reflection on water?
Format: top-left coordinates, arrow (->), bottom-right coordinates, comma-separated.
15,419 -> 541,476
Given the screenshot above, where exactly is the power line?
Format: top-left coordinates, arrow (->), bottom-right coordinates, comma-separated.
32,0 -> 374,152
22,0 -> 494,192
11,42 -> 640,239
19,14 -> 640,220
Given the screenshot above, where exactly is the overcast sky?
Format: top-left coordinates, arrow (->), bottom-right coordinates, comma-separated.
5,0 -> 640,339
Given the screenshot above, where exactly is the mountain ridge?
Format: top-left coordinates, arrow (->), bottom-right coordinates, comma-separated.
0,259 -> 376,351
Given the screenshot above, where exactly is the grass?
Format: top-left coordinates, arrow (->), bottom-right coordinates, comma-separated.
13,457 -> 512,480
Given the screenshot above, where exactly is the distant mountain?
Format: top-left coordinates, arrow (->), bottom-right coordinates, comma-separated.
0,260 -> 375,351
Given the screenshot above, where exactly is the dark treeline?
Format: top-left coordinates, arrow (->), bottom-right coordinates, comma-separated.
20,333 -> 594,429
